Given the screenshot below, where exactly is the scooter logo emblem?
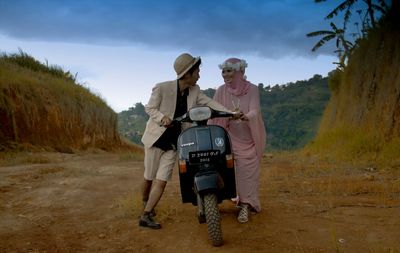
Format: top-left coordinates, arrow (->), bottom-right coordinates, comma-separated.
181,142 -> 195,147
215,137 -> 224,147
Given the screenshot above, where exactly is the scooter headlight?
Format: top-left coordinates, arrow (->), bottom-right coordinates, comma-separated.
189,107 -> 212,121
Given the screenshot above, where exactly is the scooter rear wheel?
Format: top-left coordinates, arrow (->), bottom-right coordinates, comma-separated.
204,193 -> 223,246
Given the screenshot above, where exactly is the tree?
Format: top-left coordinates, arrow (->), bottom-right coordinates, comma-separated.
130,102 -> 147,118
308,0 -> 390,69
315,0 -> 389,30
307,22 -> 354,68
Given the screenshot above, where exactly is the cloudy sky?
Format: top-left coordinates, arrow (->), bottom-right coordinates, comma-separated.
0,0 -> 343,112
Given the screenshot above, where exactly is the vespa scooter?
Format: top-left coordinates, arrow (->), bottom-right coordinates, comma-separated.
175,106 -> 237,247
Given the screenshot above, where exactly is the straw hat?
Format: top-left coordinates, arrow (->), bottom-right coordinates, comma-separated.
174,53 -> 201,79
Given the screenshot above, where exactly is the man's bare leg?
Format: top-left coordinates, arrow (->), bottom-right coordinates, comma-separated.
144,179 -> 167,212
142,179 -> 152,203
139,179 -> 166,229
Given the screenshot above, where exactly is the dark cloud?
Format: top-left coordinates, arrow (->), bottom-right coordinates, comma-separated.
0,0 -> 342,58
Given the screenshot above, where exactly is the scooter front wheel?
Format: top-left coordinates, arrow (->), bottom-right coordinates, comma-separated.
204,193 -> 223,246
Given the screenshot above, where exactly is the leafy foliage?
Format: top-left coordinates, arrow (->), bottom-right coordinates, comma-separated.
118,75 -> 330,151
308,0 -> 390,69
118,103 -> 149,145
260,74 -> 330,150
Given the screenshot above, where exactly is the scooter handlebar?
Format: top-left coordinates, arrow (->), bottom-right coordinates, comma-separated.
212,110 -> 238,118
171,106 -> 239,125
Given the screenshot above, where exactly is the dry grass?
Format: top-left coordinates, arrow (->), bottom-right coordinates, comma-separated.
0,151 -> 52,166
118,152 -> 144,162
303,13 -> 400,174
268,151 -> 400,206
114,193 -> 141,218
114,190 -> 180,223
0,51 -> 123,151
265,151 -> 400,252
301,126 -> 400,171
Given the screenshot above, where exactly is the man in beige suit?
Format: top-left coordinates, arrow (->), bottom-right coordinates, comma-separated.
139,53 -> 232,229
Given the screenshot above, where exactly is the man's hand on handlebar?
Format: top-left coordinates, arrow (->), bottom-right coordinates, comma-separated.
161,116 -> 173,127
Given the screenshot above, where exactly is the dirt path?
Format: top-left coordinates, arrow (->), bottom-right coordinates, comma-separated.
1,152 -> 399,253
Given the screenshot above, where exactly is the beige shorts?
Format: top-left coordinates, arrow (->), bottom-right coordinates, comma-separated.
144,146 -> 177,181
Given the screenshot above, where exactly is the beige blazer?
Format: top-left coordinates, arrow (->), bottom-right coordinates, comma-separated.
141,80 -> 229,148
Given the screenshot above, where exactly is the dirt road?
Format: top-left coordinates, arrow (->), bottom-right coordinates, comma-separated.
1,152 -> 399,252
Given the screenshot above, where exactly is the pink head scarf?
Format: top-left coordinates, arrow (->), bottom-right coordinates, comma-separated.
219,58 -> 251,96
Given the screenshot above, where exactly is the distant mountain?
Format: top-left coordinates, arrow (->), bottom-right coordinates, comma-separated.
118,103 -> 148,145
260,74 -> 330,150
118,75 -> 330,151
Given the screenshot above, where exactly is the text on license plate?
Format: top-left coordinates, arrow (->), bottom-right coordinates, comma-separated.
189,150 -> 220,163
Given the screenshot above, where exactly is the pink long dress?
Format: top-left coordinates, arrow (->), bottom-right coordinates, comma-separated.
209,83 -> 266,212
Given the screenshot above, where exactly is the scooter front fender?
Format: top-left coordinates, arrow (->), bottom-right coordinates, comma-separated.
194,172 -> 218,194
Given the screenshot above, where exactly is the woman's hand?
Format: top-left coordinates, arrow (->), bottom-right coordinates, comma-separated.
239,113 -> 249,121
231,111 -> 242,120
231,111 -> 248,121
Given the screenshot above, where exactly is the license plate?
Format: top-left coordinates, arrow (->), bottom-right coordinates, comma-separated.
189,150 -> 220,164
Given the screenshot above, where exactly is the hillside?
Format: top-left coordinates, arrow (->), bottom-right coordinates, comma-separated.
118,75 -> 330,151
118,103 -> 149,145
260,75 -> 330,150
304,2 -> 400,167
0,51 -> 125,152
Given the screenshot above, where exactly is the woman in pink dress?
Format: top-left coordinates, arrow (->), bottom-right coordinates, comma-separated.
209,58 -> 266,223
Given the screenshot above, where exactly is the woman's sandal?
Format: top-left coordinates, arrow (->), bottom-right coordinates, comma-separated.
237,204 -> 249,223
